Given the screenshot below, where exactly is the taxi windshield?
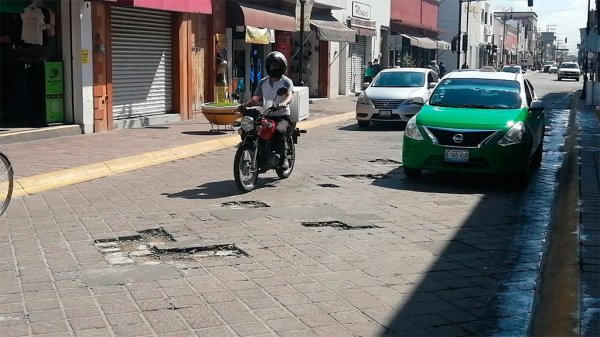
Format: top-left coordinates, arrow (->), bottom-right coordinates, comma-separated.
429,78 -> 521,109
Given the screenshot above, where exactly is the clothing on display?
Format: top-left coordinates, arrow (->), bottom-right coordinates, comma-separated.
18,2 -> 55,46
20,5 -> 45,45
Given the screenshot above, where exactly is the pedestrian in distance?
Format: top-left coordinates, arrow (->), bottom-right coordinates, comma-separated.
372,59 -> 382,76
364,61 -> 374,82
438,61 -> 447,78
429,60 -> 440,75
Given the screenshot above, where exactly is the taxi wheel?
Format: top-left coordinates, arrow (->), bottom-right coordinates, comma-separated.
404,167 -> 422,179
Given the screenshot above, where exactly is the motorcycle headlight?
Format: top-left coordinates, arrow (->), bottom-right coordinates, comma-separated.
357,93 -> 371,105
405,116 -> 423,141
241,116 -> 254,132
498,121 -> 524,146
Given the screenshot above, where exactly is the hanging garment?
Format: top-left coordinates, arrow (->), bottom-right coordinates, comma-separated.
20,5 -> 45,45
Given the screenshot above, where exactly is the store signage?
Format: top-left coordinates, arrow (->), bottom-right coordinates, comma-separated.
44,62 -> 64,124
81,49 -> 89,64
352,1 -> 370,20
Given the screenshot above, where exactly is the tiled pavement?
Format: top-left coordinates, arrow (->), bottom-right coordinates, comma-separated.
0,92 -> 596,336
578,101 -> 600,337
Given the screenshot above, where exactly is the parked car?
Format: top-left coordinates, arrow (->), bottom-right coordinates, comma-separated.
480,66 -> 497,72
502,65 -> 523,74
543,61 -> 555,73
356,68 -> 439,128
557,62 -> 581,81
549,63 -> 559,74
402,71 -> 545,187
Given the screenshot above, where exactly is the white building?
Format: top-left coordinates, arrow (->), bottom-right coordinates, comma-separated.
438,0 -> 493,71
333,0 -> 390,95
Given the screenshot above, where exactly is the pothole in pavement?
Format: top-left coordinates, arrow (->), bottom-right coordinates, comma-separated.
301,221 -> 380,230
221,201 -> 270,208
94,228 -> 247,266
318,183 -> 341,188
368,158 -> 401,164
341,173 -> 390,180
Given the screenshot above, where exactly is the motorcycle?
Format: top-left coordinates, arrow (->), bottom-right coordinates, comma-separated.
233,88 -> 306,193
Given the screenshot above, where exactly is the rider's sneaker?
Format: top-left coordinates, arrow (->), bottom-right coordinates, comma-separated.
280,158 -> 290,170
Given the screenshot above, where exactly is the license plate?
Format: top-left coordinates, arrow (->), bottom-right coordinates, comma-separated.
444,149 -> 469,163
379,110 -> 392,118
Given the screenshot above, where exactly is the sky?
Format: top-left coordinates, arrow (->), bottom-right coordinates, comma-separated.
490,0 -> 595,55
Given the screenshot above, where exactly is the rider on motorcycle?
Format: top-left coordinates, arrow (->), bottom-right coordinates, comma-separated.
238,51 -> 294,170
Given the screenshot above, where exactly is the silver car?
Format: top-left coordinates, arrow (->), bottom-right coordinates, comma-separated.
356,68 -> 439,128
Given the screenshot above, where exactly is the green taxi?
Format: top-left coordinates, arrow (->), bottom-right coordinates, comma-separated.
402,71 -> 545,186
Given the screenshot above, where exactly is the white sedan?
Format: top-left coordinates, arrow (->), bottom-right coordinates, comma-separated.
356,68 -> 439,128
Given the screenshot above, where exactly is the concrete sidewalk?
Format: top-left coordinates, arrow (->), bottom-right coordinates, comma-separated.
3,96 -> 357,197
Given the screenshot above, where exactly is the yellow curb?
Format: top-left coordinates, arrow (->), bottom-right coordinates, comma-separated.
13,111 -> 356,197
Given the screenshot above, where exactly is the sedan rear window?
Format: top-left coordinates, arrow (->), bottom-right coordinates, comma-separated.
429,78 -> 522,109
371,72 -> 425,87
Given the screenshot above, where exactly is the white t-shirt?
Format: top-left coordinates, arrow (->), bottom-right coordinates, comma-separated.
21,6 -> 45,45
253,75 -> 295,117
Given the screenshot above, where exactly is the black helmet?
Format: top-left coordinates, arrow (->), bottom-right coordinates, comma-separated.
265,51 -> 287,78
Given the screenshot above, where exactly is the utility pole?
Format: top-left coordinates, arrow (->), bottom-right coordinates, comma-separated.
457,0 -> 463,69
465,1 -> 470,67
516,21 -> 520,66
582,0 -> 590,99
299,0 -> 306,86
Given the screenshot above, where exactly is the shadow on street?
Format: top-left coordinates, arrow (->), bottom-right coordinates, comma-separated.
162,177 -> 279,199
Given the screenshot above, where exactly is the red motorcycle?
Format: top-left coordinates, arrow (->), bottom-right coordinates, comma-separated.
234,90 -> 305,193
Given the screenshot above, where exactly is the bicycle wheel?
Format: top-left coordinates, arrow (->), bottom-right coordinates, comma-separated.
0,151 -> 14,216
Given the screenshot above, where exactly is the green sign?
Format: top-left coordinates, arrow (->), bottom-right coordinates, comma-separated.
44,62 -> 64,123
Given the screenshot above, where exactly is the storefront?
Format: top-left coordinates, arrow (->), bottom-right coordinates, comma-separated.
226,1 -> 296,101
345,16 -> 376,94
110,6 -> 173,120
90,0 -> 214,131
0,0 -> 66,128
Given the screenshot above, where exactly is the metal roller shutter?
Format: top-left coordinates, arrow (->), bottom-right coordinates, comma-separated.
111,6 -> 173,119
346,36 -> 366,93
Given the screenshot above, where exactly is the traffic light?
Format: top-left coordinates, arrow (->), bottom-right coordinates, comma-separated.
528,0 -> 533,6
462,34 -> 468,52
451,36 -> 459,52
492,44 -> 498,54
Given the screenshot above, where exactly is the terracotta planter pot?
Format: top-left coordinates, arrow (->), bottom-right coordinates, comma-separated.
200,104 -> 240,125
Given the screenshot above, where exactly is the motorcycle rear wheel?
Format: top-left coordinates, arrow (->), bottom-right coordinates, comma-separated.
276,138 -> 295,179
234,144 -> 258,193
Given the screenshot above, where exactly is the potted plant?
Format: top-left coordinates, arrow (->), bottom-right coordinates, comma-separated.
200,100 -> 240,125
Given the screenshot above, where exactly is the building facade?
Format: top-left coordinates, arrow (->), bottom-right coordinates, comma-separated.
390,0 -> 448,70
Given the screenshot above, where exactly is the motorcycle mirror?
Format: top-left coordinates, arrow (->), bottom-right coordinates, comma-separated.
231,93 -> 240,101
276,87 -> 288,96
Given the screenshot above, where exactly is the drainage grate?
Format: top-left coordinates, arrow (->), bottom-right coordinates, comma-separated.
221,201 -> 270,208
368,158 -> 401,164
94,228 -> 247,265
301,221 -> 380,230
318,183 -> 340,188
342,174 -> 389,180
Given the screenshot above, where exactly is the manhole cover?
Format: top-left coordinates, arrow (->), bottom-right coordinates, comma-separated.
318,183 -> 340,188
341,174 -> 389,180
221,201 -> 270,208
368,158 -> 401,164
94,228 -> 247,265
301,221 -> 379,230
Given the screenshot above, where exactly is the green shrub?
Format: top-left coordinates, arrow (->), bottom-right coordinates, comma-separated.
204,101 -> 237,107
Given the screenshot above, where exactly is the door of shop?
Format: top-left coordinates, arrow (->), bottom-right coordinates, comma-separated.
346,35 -> 366,93
111,6 -> 173,119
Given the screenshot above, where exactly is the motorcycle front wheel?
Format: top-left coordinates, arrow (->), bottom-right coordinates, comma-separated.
276,138 -> 295,179
234,144 -> 258,193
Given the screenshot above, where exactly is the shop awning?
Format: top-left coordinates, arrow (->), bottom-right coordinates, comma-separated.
400,34 -> 440,50
436,40 -> 451,50
107,0 -> 212,14
310,14 -> 356,43
349,17 -> 377,37
237,2 -> 296,32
